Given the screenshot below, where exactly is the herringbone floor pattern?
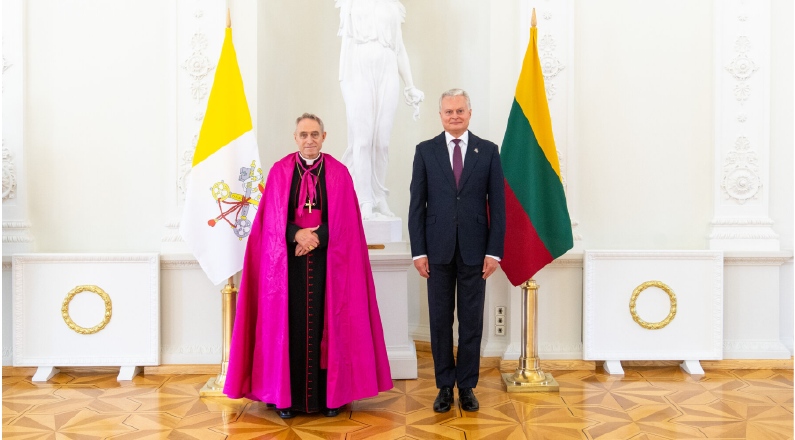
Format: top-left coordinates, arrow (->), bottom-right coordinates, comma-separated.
3,352 -> 793,439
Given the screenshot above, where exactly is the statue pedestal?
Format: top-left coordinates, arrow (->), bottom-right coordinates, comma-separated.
363,217 -> 402,244
368,241 -> 417,379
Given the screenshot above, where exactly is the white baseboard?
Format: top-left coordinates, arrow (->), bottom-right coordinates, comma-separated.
782,338 -> 794,355
160,345 -> 221,365
723,340 -> 792,359
387,340 -> 418,379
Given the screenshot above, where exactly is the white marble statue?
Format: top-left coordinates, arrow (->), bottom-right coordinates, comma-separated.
336,0 -> 424,220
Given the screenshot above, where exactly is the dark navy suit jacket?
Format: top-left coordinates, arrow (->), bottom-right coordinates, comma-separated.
409,131 -> 506,266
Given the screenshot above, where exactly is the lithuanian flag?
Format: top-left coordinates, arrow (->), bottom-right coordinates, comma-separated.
499,16 -> 573,287
180,21 -> 262,285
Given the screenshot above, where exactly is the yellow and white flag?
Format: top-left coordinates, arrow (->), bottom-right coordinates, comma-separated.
180,27 -> 262,285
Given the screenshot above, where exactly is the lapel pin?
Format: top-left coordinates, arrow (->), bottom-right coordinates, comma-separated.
474,148 -> 479,153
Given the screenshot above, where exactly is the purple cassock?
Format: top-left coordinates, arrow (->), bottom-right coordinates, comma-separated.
223,152 -> 393,409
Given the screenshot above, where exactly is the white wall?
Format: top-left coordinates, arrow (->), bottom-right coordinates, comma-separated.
576,1 -> 715,250
24,1 -> 173,252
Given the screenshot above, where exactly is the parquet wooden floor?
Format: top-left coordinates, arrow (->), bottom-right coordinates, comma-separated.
3,352 -> 792,439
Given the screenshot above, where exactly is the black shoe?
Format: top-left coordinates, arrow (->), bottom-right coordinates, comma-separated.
276,408 -> 295,419
321,406 -> 342,417
265,403 -> 276,408
458,387 -> 479,412
433,386 -> 454,413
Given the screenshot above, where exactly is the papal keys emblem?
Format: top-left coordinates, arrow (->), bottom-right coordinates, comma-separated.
208,160 -> 264,240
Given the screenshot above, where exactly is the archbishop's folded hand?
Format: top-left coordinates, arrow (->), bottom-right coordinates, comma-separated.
296,226 -> 320,248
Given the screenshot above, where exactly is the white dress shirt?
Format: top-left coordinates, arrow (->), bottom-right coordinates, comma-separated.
445,130 -> 469,167
413,130 -> 500,263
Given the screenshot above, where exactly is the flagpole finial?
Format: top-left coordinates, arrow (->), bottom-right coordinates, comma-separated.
531,8 -> 537,27
226,8 -> 231,28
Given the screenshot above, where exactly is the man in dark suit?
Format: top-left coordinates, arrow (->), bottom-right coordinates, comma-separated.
409,89 -> 506,413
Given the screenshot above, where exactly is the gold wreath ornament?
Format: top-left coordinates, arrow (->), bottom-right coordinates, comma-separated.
629,281 -> 677,330
61,285 -> 112,335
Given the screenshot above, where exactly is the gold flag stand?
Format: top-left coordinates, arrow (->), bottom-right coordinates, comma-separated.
199,275 -> 238,397
501,279 -> 560,393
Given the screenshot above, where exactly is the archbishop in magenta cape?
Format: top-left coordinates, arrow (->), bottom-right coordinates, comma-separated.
223,152 -> 393,408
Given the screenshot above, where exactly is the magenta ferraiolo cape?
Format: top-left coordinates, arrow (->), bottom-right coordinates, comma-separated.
223,153 -> 393,408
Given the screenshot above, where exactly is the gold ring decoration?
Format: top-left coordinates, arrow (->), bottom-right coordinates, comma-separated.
629,280 -> 677,330
61,285 -> 112,335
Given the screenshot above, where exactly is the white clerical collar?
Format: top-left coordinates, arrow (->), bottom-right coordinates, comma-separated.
299,152 -> 322,166
444,130 -> 469,146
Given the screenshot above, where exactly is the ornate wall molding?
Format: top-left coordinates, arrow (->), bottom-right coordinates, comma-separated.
177,2 -> 222,201
161,259 -> 201,270
709,217 -> 779,239
537,33 -> 565,101
162,344 -> 221,355
2,221 -> 33,244
710,0 -> 777,251
721,136 -> 761,203
13,254 -> 158,264
162,221 -> 184,242
2,235 -> 33,243
711,217 -> 774,226
723,339 -> 789,352
539,342 -> 582,353
2,143 -> 16,200
724,256 -> 792,266
3,0 -> 33,256
709,231 -> 780,240
547,257 -> 583,268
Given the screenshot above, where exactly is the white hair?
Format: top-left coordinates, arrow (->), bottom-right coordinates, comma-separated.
439,88 -> 471,111
295,112 -> 325,133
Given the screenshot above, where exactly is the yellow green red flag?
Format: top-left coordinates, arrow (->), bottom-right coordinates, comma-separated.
499,24 -> 573,286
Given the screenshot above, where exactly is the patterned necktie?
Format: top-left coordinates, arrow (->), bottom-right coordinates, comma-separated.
452,139 -> 463,189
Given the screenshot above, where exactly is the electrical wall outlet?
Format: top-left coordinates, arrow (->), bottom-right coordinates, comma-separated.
496,315 -> 505,325
495,325 -> 505,336
496,306 -> 505,316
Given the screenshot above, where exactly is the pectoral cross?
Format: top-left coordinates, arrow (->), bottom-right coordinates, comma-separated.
305,201 -> 313,213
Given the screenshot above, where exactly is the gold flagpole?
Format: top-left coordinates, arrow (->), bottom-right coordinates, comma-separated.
200,8 -> 238,398
200,275 -> 238,396
502,279 -> 560,392
500,7 -> 558,394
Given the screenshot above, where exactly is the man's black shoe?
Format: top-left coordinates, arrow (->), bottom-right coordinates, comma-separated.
321,406 -> 343,417
433,386 -> 454,413
265,403 -> 276,408
458,387 -> 479,412
276,408 -> 295,419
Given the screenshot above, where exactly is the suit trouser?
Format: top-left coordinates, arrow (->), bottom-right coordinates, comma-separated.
427,237 -> 487,389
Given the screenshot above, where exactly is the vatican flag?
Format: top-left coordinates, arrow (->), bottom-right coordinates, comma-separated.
180,26 -> 262,285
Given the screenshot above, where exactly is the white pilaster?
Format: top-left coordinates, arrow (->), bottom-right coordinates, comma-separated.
710,0 -> 778,251
520,0 -> 580,251
2,0 -> 34,255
